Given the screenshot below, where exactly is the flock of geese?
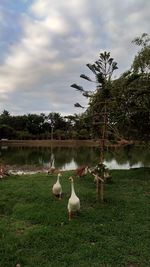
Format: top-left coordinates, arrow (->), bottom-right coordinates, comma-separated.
52,164 -> 112,220
50,161 -> 88,220
52,172 -> 80,221
1,163 -> 111,220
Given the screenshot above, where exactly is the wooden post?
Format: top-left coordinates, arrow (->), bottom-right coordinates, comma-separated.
92,100 -> 110,202
94,174 -> 104,202
100,180 -> 104,202
96,177 -> 100,197
100,101 -> 107,164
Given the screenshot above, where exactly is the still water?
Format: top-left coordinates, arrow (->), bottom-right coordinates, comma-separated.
0,145 -> 150,171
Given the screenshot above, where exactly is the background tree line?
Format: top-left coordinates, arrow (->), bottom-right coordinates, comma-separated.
0,111 -> 92,140
0,34 -> 149,141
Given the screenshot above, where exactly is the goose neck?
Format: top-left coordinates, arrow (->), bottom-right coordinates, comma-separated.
71,180 -> 76,196
57,175 -> 60,182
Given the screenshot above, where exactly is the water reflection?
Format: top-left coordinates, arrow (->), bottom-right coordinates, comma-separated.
104,159 -> 143,170
0,145 -> 150,170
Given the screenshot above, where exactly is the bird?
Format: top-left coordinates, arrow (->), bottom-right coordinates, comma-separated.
0,165 -> 9,179
0,167 -> 4,179
67,176 -> 80,220
52,173 -> 62,199
48,157 -> 56,174
75,166 -> 89,178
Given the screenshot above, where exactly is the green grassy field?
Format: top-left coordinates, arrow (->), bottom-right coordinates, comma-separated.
0,168 -> 150,267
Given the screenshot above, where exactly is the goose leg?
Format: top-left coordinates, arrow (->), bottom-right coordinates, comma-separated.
68,211 -> 72,220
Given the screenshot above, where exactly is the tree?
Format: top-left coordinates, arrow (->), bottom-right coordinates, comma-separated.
0,110 -> 11,125
110,34 -> 150,140
70,37 -> 150,142
111,72 -> 150,140
71,51 -> 118,100
26,114 -> 45,136
47,112 -> 67,139
71,52 -> 118,141
131,33 -> 150,74
1,110 -> 10,116
0,124 -> 16,139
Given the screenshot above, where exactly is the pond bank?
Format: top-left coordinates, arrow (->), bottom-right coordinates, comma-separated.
0,139 -> 136,147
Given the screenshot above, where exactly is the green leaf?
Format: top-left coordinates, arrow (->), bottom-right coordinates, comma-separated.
86,64 -> 97,75
70,84 -> 84,92
80,74 -> 92,82
74,103 -> 84,108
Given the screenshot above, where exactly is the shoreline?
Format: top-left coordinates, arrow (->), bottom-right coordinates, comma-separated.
0,139 -> 136,147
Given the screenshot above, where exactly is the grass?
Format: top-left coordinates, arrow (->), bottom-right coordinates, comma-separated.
0,168 -> 150,267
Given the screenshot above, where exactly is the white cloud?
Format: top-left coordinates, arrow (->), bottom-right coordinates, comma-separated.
43,16 -> 70,34
0,0 -> 149,115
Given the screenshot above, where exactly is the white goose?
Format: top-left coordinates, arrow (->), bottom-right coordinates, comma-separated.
67,176 -> 80,220
52,173 -> 62,199
48,156 -> 56,174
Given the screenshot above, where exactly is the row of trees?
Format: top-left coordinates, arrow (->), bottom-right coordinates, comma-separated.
0,34 -> 149,141
0,110 -> 93,140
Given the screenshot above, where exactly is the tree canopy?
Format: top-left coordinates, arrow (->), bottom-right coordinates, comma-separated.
71,33 -> 150,141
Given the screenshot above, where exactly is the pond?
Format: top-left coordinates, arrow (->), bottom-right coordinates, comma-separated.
0,144 -> 150,171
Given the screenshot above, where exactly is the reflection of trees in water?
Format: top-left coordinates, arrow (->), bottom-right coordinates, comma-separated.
0,145 -> 150,168
73,147 -> 99,166
53,147 -> 75,169
127,145 -> 150,167
0,147 -> 41,166
104,145 -> 150,167
0,146 -> 77,169
105,147 -> 130,165
0,146 -> 100,168
47,146 -> 100,168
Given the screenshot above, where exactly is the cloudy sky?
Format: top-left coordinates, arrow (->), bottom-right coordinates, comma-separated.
0,0 -> 149,116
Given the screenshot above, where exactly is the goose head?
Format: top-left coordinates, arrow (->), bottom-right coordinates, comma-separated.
68,176 -> 74,182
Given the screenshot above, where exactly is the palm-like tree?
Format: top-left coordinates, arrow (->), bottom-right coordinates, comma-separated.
71,51 -> 118,103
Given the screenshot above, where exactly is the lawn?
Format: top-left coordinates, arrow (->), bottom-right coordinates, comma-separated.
0,168 -> 150,267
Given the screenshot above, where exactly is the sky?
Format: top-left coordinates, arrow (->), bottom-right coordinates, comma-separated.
0,0 -> 149,116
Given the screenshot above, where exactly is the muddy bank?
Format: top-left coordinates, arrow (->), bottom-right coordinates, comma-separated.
0,139 -> 135,147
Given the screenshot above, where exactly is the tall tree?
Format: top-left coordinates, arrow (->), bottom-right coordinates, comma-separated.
110,34 -> 150,140
71,51 -> 118,101
131,33 -> 150,74
71,51 -> 118,140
